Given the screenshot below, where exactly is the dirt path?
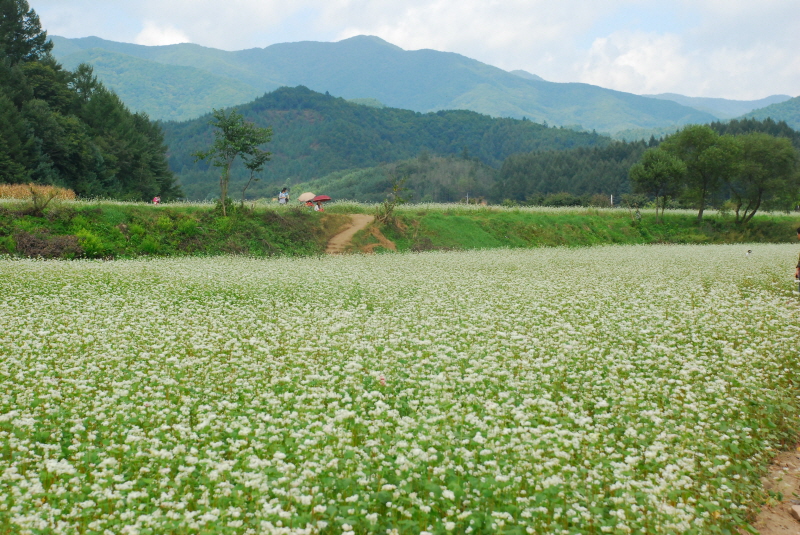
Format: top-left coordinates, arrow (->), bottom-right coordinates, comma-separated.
743,446 -> 800,535
326,214 -> 375,254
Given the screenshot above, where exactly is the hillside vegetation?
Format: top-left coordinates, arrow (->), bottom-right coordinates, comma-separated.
743,95 -> 800,130
290,155 -> 499,204
0,200 -> 347,258
290,142 -> 646,205
163,86 -> 610,200
284,117 -> 800,206
51,34 -> 716,133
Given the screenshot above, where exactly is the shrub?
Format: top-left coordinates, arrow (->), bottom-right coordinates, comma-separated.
12,231 -> 82,258
0,235 -> 15,254
75,229 -> 107,258
140,236 -> 161,254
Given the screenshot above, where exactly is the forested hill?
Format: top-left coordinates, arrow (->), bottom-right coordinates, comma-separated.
0,2 -> 181,200
162,86 -> 612,200
742,96 -> 800,130
52,35 -> 716,133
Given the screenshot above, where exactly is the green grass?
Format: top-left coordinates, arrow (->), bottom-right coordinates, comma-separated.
378,207 -> 799,252
1,200 -> 797,259
0,200 -> 349,259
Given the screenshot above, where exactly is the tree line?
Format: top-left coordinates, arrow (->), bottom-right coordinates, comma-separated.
257,116 -> 799,213
0,0 -> 181,200
631,122 -> 800,223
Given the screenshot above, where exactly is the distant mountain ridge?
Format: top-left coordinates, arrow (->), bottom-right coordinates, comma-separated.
644,93 -> 792,120
51,34 -> 716,134
510,70 -> 545,82
57,48 -> 262,121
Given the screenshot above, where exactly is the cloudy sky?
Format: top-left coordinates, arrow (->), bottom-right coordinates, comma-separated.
34,0 -> 800,100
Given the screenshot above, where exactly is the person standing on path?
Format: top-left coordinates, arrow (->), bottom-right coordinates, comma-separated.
278,188 -> 289,205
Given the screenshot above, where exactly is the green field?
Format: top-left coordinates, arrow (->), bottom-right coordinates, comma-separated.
1,245 -> 799,534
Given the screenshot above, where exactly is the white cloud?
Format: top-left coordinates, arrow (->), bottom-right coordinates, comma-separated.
134,21 -> 190,46
580,32 -> 693,95
577,28 -> 800,99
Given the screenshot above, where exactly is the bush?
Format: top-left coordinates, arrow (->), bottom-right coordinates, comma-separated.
0,235 -> 15,254
177,218 -> 199,236
13,231 -> 82,259
75,229 -> 107,258
140,236 -> 161,254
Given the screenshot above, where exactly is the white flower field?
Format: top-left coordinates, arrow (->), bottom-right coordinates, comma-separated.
1,244 -> 799,534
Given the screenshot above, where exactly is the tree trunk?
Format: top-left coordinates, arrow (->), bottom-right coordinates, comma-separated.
742,196 -> 762,225
221,160 -> 232,216
241,171 -> 255,208
655,195 -> 662,224
696,189 -> 706,222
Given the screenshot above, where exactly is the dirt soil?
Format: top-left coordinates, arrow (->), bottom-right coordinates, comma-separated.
741,447 -> 800,534
362,226 -> 397,253
325,214 -> 375,254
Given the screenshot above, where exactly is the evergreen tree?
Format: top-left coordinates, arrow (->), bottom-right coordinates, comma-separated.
0,0 -> 52,65
0,0 -> 182,199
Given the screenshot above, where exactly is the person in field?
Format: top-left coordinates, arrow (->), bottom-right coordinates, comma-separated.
314,201 -> 324,212
278,188 -> 289,205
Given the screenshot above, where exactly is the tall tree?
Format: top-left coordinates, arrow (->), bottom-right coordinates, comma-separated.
0,0 -> 52,65
0,1 -> 181,200
629,147 -> 686,223
194,108 -> 272,215
0,93 -> 31,182
660,125 -> 739,222
728,133 -> 799,224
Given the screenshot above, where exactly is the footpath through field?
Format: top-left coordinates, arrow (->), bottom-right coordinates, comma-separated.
326,214 -> 375,254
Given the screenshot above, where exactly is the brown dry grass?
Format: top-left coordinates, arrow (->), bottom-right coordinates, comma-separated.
0,183 -> 76,200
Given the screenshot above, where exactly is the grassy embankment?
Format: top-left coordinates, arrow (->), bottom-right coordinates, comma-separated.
1,199 -> 798,258
0,200 -> 349,259
342,203 -> 800,253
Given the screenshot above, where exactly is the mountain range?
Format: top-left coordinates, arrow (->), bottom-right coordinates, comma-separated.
48,34 -> 769,134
